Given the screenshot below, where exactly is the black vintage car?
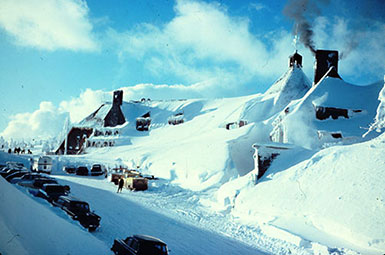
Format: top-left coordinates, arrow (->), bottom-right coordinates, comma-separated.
53,196 -> 101,231
76,166 -> 88,176
5,171 -> 30,182
19,177 -> 58,189
111,235 -> 168,255
35,183 -> 70,202
63,166 -> 76,174
0,168 -> 22,178
10,172 -> 43,184
90,164 -> 104,176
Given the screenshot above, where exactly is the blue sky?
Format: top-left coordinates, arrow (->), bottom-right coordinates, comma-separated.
0,0 -> 384,139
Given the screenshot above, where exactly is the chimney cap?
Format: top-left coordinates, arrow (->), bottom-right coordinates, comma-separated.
289,51 -> 303,68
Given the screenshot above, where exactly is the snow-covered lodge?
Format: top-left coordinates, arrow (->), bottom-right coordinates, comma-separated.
253,49 -> 383,179
56,47 -> 384,185
270,49 -> 382,146
56,90 -> 127,154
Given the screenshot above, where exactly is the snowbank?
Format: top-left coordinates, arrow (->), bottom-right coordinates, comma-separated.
219,133 -> 385,254
0,176 -> 110,255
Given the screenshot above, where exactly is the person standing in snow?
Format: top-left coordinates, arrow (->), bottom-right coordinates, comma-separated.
117,177 -> 124,193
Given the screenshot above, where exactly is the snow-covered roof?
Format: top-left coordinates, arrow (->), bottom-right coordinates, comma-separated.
77,99 -> 205,130
263,66 -> 312,110
278,74 -> 383,144
78,103 -> 111,127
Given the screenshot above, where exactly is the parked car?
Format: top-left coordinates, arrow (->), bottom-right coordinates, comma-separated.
111,235 -> 168,255
6,161 -> 25,169
0,168 -> 19,178
18,177 -> 58,189
34,178 -> 60,189
10,173 -> 43,184
1,165 -> 27,178
35,184 -> 70,202
63,165 -> 76,174
52,196 -> 101,231
90,164 -> 104,176
5,171 -> 30,182
76,166 -> 88,176
124,177 -> 148,191
111,169 -> 141,185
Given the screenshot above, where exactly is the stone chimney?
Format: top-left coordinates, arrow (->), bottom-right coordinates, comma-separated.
313,50 -> 340,85
104,90 -> 125,127
113,90 -> 123,106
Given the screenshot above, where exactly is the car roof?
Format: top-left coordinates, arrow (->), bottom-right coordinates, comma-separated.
24,173 -> 41,176
133,235 -> 166,245
35,178 -> 56,182
58,195 -> 87,204
43,183 -> 63,188
8,171 -> 29,176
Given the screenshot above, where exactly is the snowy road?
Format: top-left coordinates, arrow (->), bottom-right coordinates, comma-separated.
54,175 -> 270,255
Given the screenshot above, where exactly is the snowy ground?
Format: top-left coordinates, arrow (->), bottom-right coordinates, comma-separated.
0,150 -> 369,255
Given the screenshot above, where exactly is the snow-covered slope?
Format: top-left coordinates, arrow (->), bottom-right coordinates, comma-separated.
80,66 -> 315,190
218,132 -> 385,254
84,95 -> 263,191
263,66 -> 312,111
0,175 -> 110,254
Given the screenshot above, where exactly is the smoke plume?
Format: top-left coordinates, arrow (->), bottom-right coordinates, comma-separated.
283,0 -> 329,54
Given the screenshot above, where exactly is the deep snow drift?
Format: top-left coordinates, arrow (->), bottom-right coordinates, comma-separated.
218,133 -> 385,254
0,174 -> 110,255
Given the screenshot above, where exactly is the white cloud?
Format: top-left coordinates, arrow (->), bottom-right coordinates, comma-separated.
0,101 -> 68,140
0,89 -> 109,140
0,0 -> 98,51
58,88 -> 109,123
109,0 -> 293,91
313,16 -> 385,83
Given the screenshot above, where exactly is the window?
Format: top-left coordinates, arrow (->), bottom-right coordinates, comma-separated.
72,202 -> 89,212
154,244 -> 168,254
56,198 -> 65,206
130,240 -> 139,251
124,237 -> 133,246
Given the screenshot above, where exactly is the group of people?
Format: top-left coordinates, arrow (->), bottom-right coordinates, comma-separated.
7,147 -> 32,154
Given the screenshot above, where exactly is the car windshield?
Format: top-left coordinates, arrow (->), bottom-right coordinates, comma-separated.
71,202 -> 89,212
